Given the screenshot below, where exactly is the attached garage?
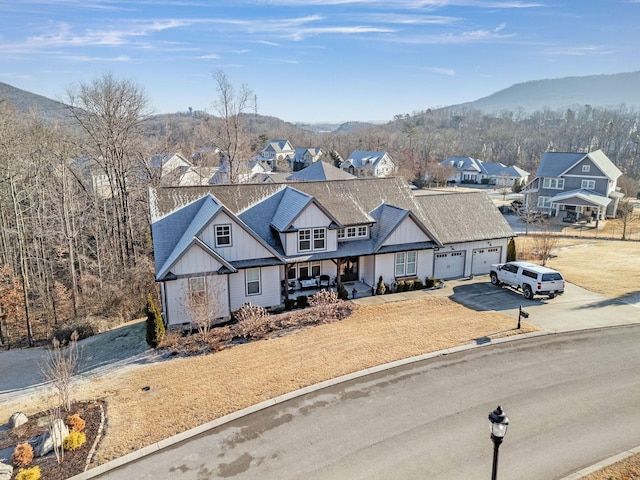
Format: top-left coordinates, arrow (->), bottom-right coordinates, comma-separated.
471,247 -> 502,275
433,251 -> 465,279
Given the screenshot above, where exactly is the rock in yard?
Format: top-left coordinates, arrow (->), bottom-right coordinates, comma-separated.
0,462 -> 12,480
30,418 -> 69,457
8,412 -> 28,429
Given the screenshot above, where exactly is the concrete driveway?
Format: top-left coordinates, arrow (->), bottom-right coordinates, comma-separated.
441,276 -> 640,333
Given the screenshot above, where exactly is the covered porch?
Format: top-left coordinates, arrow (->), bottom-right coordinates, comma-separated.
548,189 -> 612,222
282,279 -> 373,302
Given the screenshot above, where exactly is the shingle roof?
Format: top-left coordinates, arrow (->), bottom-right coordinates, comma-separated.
346,150 -> 391,169
287,161 -> 356,181
536,149 -> 621,180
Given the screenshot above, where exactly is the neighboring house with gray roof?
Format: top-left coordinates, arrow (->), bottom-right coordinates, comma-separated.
523,149 -> 622,220
341,150 -> 397,177
149,177 -> 514,327
286,161 -> 356,182
259,139 -> 294,170
440,157 -> 529,186
291,147 -> 323,171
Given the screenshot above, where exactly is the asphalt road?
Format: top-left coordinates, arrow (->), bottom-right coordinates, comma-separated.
93,325 -> 640,480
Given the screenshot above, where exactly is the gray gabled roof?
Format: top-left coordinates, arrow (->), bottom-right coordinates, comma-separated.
548,189 -> 612,208
150,178 -> 515,260
536,149 -> 622,180
271,188 -> 313,231
287,161 -> 356,182
346,150 -> 393,169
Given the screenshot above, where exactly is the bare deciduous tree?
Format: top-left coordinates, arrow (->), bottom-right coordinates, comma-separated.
41,330 -> 79,411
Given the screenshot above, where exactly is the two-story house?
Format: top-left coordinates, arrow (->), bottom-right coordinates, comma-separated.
291,148 -> 323,171
523,149 -> 623,220
341,151 -> 397,177
150,178 -> 514,328
260,139 -> 295,170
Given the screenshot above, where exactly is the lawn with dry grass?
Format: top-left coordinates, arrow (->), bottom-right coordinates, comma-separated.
0,296 -> 537,467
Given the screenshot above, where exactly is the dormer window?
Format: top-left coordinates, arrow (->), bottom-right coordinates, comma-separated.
299,228 -> 326,252
337,226 -> 368,240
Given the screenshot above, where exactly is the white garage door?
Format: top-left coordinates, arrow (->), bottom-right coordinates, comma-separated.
471,247 -> 502,275
433,251 -> 465,279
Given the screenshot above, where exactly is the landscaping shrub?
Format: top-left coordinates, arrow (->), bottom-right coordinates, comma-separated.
233,303 -> 271,339
337,283 -> 349,300
66,413 -> 86,432
63,430 -> 87,451
52,321 -> 97,344
145,294 -> 165,348
296,295 -> 309,308
384,283 -> 392,294
425,276 -> 436,288
309,289 -> 339,307
284,298 -> 296,311
507,238 -> 517,262
405,280 -> 415,291
11,443 -> 33,468
375,276 -> 385,295
396,281 -> 405,292
413,278 -> 424,289
15,466 -> 41,480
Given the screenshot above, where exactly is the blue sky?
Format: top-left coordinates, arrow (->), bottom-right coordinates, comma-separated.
1,0 -> 639,123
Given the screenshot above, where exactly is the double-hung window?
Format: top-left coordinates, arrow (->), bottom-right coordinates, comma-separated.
246,268 -> 261,295
542,178 -> 564,189
581,179 -> 596,190
298,229 -> 311,251
188,276 -> 206,301
313,228 -> 326,250
395,251 -> 417,277
215,224 -> 231,247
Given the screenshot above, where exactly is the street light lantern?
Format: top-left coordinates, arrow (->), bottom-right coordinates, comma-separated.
488,406 -> 509,439
488,406 -> 509,480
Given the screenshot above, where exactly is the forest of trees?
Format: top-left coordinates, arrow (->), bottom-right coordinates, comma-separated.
1,71 -> 639,349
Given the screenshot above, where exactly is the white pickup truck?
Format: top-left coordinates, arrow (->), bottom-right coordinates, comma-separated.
489,261 -> 565,300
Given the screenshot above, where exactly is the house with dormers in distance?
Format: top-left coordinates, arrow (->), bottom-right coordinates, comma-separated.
441,157 -> 529,186
341,150 -> 397,177
149,177 -> 514,327
259,139 -> 295,170
291,147 -> 323,171
523,149 -> 623,220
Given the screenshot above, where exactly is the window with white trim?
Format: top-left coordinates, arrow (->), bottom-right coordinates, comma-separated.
337,226 -> 368,240
297,261 -> 321,279
582,165 -> 590,172
542,178 -> 565,189
313,228 -> 326,250
215,224 -> 231,247
537,196 -> 553,208
298,229 -> 311,251
188,276 -> 206,300
395,251 -> 417,277
581,179 -> 596,189
246,268 -> 261,295
357,226 -> 368,237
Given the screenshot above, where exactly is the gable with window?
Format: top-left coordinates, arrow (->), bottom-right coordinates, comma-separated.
582,165 -> 591,173
188,276 -> 206,300
298,228 -> 326,252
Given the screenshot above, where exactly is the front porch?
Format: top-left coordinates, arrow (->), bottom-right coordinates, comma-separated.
282,280 -> 373,302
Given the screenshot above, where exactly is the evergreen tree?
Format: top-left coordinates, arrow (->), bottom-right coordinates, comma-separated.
507,238 -> 517,262
146,294 -> 165,348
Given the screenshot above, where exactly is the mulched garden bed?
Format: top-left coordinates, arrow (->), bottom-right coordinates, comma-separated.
0,401 -> 104,480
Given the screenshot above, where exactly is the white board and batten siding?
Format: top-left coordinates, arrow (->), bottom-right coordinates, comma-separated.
381,216 -> 430,246
285,202 -> 337,256
164,275 -> 229,327
373,250 -> 433,285
200,212 -> 273,262
228,265 -> 281,312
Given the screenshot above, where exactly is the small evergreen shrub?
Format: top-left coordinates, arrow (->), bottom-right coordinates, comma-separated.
15,466 -> 41,480
66,413 -> 86,432
405,280 -> 415,290
63,430 -> 87,451
284,298 -> 296,311
11,443 -> 33,468
375,276 -> 386,295
384,283 -> 392,294
396,281 -> 406,292
337,283 -> 349,300
507,238 -> 517,262
425,276 -> 436,288
296,295 -> 309,308
413,279 -> 424,289
146,294 -> 165,348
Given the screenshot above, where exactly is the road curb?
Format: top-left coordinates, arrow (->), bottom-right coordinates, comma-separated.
67,330 -> 548,479
558,445 -> 640,479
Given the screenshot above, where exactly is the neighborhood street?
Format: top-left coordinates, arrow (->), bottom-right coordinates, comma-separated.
91,325 -> 640,480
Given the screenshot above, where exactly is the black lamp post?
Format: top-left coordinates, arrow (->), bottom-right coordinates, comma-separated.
488,406 -> 509,480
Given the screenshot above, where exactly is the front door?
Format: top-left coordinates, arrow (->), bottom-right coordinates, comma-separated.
340,257 -> 359,282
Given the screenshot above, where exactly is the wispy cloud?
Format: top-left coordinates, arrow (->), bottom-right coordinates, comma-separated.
392,24 -> 514,44
198,54 -> 221,59
288,25 -> 394,41
64,54 -> 132,62
543,45 -> 617,56
256,40 -> 281,46
424,66 -> 456,75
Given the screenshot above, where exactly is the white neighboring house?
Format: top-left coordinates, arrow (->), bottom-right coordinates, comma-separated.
259,139 -> 295,170
149,178 -> 515,328
150,153 -> 193,181
341,150 -> 397,177
440,157 -> 529,186
291,148 -> 323,171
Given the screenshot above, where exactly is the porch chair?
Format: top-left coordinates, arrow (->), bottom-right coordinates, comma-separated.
318,274 -> 331,289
